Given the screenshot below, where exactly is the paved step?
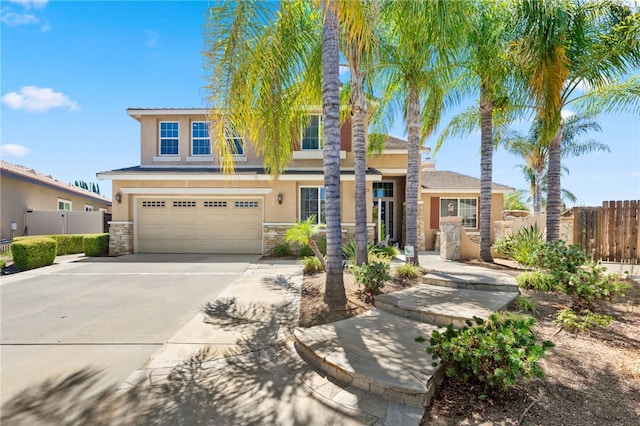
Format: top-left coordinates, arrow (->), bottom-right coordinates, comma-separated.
375,284 -> 519,328
294,309 -> 444,408
423,270 -> 519,292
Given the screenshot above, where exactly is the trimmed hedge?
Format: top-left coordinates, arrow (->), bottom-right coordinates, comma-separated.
11,237 -> 58,271
83,233 -> 109,257
51,234 -> 85,255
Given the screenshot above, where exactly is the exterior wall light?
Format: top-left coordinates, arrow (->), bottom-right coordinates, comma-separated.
277,193 -> 283,205
115,192 -> 122,204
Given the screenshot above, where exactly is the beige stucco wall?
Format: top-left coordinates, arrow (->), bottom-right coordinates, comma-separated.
422,192 -> 504,250
0,175 -> 111,240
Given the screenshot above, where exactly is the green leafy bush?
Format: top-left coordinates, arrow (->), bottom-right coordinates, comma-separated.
271,243 -> 292,257
561,262 -> 629,308
371,244 -> 400,258
51,234 -> 85,255
301,256 -> 323,275
532,241 -> 628,307
0,259 -> 5,269
395,263 -> 421,280
419,312 -> 553,391
352,259 -> 391,298
532,240 -> 588,280
554,307 -> 612,333
516,271 -> 557,291
299,245 -> 314,257
83,233 -> 109,257
11,237 -> 58,271
493,225 -> 545,266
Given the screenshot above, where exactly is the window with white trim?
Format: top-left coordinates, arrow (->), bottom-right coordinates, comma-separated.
191,122 -> 211,156
300,186 -> 325,224
225,125 -> 245,156
58,199 -> 72,211
84,205 -> 94,212
159,121 -> 179,155
301,114 -> 322,150
440,198 -> 478,228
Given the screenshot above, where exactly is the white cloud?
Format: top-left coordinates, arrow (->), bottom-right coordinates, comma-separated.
2,0 -> 49,30
632,171 -> 640,177
2,86 -> 80,112
7,0 -> 48,10
561,109 -> 575,119
0,143 -> 31,157
1,9 -> 38,26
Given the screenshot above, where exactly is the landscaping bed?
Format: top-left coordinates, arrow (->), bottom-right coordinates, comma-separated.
298,262 -> 640,425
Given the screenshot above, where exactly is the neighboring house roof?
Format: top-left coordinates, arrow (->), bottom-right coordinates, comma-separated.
422,169 -> 514,193
384,135 -> 408,150
1,161 -> 112,205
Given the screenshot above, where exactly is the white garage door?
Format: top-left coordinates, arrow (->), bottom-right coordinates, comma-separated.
137,198 -> 262,254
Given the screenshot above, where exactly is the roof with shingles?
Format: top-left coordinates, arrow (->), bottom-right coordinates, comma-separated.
422,169 -> 514,192
1,160 -> 112,204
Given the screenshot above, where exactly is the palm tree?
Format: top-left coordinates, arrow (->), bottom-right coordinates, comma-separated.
503,189 -> 531,212
203,1 -> 349,306
504,114 -> 609,214
516,0 -> 640,241
378,0 -> 467,265
338,0 -> 380,267
285,216 -> 326,270
434,1 -> 522,262
321,0 -> 347,307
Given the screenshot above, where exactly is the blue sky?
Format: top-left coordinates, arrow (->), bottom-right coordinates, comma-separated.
2,0 -> 639,206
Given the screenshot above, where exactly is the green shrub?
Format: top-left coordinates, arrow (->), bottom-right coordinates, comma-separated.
516,296 -> 536,312
318,237 -> 327,256
0,259 -> 5,269
554,307 -> 612,333
395,263 -> 421,280
532,241 -> 629,307
51,234 -> 85,255
561,262 -> 629,308
301,256 -> 323,275
418,312 -> 553,391
271,243 -> 292,257
516,271 -> 557,291
371,244 -> 400,258
493,225 -> 545,266
11,237 -> 58,271
299,245 -> 314,257
83,233 -> 109,257
352,259 -> 391,298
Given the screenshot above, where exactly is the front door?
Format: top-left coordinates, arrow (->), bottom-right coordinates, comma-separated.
373,181 -> 396,243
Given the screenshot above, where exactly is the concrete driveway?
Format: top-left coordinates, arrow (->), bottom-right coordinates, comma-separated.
0,253 -> 258,406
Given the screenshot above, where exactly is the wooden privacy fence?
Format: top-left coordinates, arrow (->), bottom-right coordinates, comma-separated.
573,200 -> 639,263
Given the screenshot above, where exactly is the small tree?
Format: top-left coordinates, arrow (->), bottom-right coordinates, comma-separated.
285,215 -> 326,271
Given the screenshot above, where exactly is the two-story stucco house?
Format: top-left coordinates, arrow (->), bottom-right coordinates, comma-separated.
97,108 -> 513,256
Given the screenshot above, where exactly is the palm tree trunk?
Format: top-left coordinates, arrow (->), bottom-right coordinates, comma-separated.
308,239 -> 327,271
479,85 -> 494,262
405,84 -> 420,266
350,42 -> 368,267
534,170 -> 543,214
546,129 -> 562,241
322,0 -> 346,307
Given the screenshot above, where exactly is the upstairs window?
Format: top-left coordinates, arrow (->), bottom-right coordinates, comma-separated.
159,121 -> 179,155
300,186 -> 325,224
225,125 -> 245,156
191,122 -> 211,156
84,205 -> 94,212
440,198 -> 478,228
301,114 -> 322,150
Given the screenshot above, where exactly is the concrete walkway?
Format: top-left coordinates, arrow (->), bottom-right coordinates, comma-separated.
1,253 -> 519,425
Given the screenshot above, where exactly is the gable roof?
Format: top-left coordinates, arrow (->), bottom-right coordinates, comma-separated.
422,169 -> 514,193
1,161 -> 112,204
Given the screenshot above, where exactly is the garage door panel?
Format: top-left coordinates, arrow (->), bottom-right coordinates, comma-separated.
137,198 -> 262,254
